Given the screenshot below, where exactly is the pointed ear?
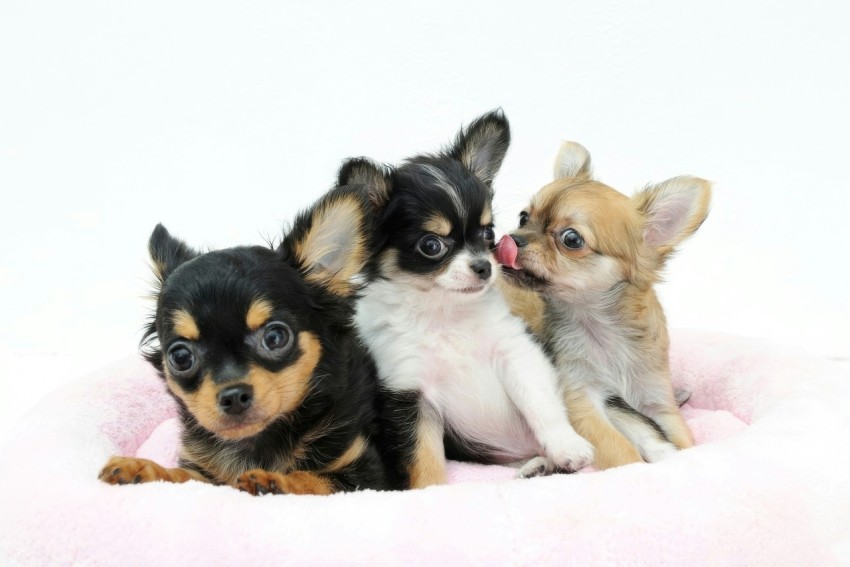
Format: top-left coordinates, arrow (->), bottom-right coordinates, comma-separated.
283,187 -> 372,296
553,141 -> 593,180
148,224 -> 199,283
448,109 -> 510,185
338,157 -> 393,210
633,176 -> 712,251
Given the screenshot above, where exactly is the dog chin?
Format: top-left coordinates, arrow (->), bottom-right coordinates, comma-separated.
439,282 -> 490,296
208,415 -> 273,441
500,266 -> 549,291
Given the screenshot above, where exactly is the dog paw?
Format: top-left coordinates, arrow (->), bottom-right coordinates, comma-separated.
235,469 -> 288,496
517,456 -> 556,479
639,440 -> 678,463
542,430 -> 595,473
98,456 -> 171,485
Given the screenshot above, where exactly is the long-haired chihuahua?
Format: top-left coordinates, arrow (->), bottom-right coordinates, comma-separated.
341,111 -> 594,487
99,186 -> 403,494
496,141 -> 711,469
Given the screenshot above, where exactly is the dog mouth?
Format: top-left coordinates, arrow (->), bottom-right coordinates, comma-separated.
500,266 -> 550,290
209,412 -> 276,441
454,284 -> 488,294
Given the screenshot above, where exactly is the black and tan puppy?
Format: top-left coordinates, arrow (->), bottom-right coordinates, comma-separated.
99,186 -> 401,495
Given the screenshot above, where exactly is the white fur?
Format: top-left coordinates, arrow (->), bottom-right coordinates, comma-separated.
553,141 -> 592,180
356,267 -> 594,471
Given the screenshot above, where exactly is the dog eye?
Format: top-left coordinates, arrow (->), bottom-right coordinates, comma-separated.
167,342 -> 197,377
262,322 -> 293,352
518,212 -> 529,228
416,235 -> 449,260
560,229 -> 585,250
482,225 -> 495,241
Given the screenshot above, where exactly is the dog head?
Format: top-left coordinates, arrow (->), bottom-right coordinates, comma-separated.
339,109 -> 510,299
496,141 -> 711,297
142,186 -> 372,441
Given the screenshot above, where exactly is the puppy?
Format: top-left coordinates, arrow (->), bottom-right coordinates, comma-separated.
99,186 -> 402,495
496,141 -> 711,468
341,110 -> 594,487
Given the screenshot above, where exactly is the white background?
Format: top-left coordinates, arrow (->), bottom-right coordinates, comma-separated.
1,1 -> 848,430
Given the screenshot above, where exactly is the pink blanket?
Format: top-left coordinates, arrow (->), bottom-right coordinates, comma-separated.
1,330 -> 849,565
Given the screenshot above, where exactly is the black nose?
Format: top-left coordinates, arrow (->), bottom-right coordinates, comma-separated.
511,235 -> 528,248
469,259 -> 492,280
217,384 -> 254,415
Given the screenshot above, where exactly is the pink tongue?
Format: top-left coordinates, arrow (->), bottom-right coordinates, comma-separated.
495,235 -> 520,269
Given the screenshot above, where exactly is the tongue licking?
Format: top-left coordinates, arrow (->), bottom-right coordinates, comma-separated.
495,235 -> 521,270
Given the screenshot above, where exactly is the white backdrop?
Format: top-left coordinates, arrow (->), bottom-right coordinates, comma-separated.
2,1 -> 849,427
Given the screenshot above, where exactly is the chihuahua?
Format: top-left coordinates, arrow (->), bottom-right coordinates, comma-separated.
496,141 -> 711,468
99,186 -> 404,494
341,111 -> 594,487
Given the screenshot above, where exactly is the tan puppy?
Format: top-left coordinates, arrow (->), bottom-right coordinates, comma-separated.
495,141 -> 711,469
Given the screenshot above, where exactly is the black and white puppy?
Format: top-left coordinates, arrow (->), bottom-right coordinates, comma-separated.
341,110 -> 594,488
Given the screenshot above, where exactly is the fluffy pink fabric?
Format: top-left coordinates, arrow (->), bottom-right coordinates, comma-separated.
1,330 -> 849,565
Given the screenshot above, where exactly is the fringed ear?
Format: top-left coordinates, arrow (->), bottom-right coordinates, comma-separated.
633,176 -> 712,253
553,141 -> 593,180
283,186 -> 372,297
448,109 -> 510,186
148,224 -> 199,284
338,157 -> 393,210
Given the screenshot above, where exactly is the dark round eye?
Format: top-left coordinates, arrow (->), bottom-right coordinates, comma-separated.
262,322 -> 292,352
561,228 -> 585,249
482,225 -> 495,241
416,235 -> 449,260
518,212 -> 529,228
167,342 -> 197,377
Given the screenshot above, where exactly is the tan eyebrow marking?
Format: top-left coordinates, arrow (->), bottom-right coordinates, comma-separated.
246,299 -> 274,331
172,310 -> 200,340
424,214 -> 452,236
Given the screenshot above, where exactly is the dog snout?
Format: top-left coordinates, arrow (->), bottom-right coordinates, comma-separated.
217,384 -> 254,415
469,259 -> 492,280
510,235 -> 528,248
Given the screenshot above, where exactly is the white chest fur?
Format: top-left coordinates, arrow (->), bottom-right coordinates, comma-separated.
355,279 -> 542,461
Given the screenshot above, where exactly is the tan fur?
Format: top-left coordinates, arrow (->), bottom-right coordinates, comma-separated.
99,456 -> 208,485
165,332 -> 321,441
294,194 -> 368,296
245,299 -> 273,331
322,436 -> 367,473
235,469 -> 334,495
424,214 -> 452,236
496,279 -> 546,337
480,204 -> 493,226
504,142 -> 710,468
172,310 -> 200,340
408,409 -> 447,488
563,390 -> 642,468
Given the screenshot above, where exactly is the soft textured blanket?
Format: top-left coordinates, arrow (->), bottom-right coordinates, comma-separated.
1,330 -> 849,566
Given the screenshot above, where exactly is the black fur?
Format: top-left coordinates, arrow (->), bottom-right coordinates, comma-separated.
340,110 -> 515,476
137,186 -> 403,493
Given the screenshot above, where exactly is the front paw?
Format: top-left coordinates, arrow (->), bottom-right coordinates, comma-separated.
517,456 -> 558,479
99,456 -> 170,485
542,429 -> 595,473
235,469 -> 288,496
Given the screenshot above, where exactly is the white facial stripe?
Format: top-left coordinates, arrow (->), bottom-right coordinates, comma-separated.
415,164 -> 466,218
434,250 -> 496,293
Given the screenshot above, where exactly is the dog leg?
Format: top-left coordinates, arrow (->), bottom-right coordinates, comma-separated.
604,396 -> 678,462
563,389 -> 644,469
235,469 -> 335,495
650,409 -> 694,449
99,456 -> 209,485
498,340 -> 594,472
408,402 -> 448,488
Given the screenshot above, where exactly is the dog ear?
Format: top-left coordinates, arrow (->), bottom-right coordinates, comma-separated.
283,186 -> 372,296
338,157 -> 393,210
448,109 -> 510,186
148,224 -> 199,283
633,176 -> 712,252
553,141 -> 593,180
